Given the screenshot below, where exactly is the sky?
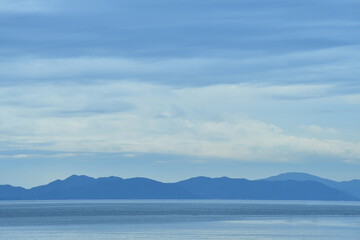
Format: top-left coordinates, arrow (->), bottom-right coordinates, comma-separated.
1,0 -> 360,188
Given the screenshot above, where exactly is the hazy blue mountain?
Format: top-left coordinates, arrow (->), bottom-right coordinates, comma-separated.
27,175 -> 194,199
265,172 -> 360,198
337,180 -> 360,199
0,185 -> 27,200
175,177 -> 357,200
0,174 -> 358,200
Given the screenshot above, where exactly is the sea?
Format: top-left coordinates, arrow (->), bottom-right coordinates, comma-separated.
0,200 -> 359,239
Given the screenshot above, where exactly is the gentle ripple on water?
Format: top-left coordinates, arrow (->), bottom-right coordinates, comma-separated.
0,200 -> 360,239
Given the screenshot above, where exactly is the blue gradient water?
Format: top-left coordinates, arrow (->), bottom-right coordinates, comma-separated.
1,200 -> 360,239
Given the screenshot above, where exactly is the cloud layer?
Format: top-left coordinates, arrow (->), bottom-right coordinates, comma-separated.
1,81 -> 359,163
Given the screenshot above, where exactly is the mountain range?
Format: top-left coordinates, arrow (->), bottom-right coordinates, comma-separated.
0,173 -> 359,201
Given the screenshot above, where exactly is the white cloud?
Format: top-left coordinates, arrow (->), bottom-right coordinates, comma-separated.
0,0 -> 55,13
0,154 -> 29,159
341,94 -> 360,104
1,81 -> 360,162
0,57 -> 214,80
1,45 -> 360,86
299,124 -> 337,134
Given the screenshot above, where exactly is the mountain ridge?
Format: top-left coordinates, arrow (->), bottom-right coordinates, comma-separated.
0,173 -> 359,201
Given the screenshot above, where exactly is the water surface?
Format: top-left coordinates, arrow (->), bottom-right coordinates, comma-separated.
1,200 -> 359,239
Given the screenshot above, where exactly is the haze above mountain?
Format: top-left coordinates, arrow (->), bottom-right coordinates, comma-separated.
0,173 -> 359,201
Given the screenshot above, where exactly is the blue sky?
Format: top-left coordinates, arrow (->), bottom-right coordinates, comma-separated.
1,0 -> 360,187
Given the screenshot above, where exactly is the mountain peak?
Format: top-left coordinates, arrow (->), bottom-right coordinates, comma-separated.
265,172 -> 335,183
65,174 -> 94,180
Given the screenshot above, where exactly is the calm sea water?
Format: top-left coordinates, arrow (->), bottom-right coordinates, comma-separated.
0,200 -> 360,239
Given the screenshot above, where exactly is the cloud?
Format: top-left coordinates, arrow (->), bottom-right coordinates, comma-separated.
0,154 -> 29,159
0,0 -> 55,13
299,125 -> 337,134
1,81 -> 360,163
0,82 -> 134,116
341,94 -> 360,104
1,44 -> 360,87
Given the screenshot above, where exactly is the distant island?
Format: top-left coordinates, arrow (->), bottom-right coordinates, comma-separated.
1,172 -> 359,201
